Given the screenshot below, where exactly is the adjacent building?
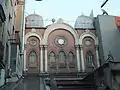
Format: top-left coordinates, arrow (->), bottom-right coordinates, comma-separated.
0,0 -> 25,87
0,0 -> 6,86
93,15 -> 120,90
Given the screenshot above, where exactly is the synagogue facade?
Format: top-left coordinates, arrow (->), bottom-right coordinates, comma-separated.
24,12 -> 100,74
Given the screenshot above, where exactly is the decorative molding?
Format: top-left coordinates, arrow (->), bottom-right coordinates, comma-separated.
31,28 -> 36,32
25,31 -> 42,45
79,31 -> 98,45
80,45 -> 83,49
75,45 -> 79,48
43,23 -> 79,45
85,29 -> 90,33
44,45 -> 48,48
40,45 -> 44,48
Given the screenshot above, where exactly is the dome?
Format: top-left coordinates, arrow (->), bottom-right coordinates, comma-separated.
25,14 -> 44,28
57,18 -> 64,23
74,15 -> 94,29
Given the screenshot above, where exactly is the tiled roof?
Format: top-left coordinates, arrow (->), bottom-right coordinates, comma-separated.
74,15 -> 94,29
25,14 -> 44,28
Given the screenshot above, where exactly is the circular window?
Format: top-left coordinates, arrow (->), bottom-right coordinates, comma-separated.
58,38 -> 65,45
85,40 -> 91,46
30,39 -> 37,46
55,37 -> 67,46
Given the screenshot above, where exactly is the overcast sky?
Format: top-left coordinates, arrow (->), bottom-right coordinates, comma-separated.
25,0 -> 120,26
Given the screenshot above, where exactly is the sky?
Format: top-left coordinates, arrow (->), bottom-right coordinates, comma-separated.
25,0 -> 120,26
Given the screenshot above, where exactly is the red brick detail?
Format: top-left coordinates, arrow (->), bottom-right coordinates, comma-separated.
26,36 -> 40,73
115,16 -> 120,27
47,29 -> 76,72
82,37 -> 96,71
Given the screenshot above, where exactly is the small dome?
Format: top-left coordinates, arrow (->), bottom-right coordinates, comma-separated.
25,14 -> 44,28
74,15 -> 94,29
57,18 -> 64,23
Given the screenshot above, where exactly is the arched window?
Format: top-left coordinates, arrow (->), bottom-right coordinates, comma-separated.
59,51 -> 66,63
68,52 -> 74,63
86,51 -> 94,65
29,51 -> 37,67
49,52 -> 55,63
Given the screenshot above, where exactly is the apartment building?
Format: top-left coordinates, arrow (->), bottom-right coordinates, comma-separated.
0,0 -> 24,86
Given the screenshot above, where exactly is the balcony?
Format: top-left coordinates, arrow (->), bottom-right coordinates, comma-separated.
0,0 -> 6,22
8,31 -> 20,45
15,31 -> 20,44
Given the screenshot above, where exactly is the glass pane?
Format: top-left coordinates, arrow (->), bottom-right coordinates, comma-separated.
59,51 -> 66,63
86,51 -> 93,63
29,51 -> 37,67
69,52 -> 74,63
49,52 -> 55,62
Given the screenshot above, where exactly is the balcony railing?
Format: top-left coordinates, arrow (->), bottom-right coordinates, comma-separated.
8,31 -> 20,45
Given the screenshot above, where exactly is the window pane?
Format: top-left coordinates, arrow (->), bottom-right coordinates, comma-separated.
69,52 -> 74,63
86,51 -> 94,63
29,51 -> 37,67
59,51 -> 66,63
49,52 -> 55,62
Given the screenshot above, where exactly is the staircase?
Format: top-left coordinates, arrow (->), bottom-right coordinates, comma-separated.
44,72 -> 94,90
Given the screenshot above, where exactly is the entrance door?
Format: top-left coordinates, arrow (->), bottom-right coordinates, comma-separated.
28,51 -> 38,73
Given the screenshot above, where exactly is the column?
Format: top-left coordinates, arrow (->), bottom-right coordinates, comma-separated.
56,55 -> 59,73
8,42 -> 11,70
44,45 -> 48,72
24,44 -> 27,72
95,45 -> 100,67
80,45 -> 85,72
40,45 -> 43,73
16,45 -> 19,73
75,45 -> 80,72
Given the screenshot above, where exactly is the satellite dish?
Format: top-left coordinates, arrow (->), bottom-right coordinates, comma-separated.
101,9 -> 108,15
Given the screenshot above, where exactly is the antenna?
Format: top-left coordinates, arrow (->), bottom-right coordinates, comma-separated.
101,0 -> 109,8
35,0 -> 42,1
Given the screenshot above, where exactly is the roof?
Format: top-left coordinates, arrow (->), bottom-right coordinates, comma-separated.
25,14 -> 44,28
74,15 -> 94,29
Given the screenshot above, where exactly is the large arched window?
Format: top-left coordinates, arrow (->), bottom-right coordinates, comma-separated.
49,52 -> 56,68
29,51 -> 37,67
49,52 -> 55,63
68,52 -> 75,68
59,51 -> 66,63
68,52 -> 74,63
86,51 -> 94,67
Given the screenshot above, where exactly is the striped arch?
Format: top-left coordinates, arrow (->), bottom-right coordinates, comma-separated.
25,31 -> 42,45
79,31 -> 98,45
43,23 -> 79,45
